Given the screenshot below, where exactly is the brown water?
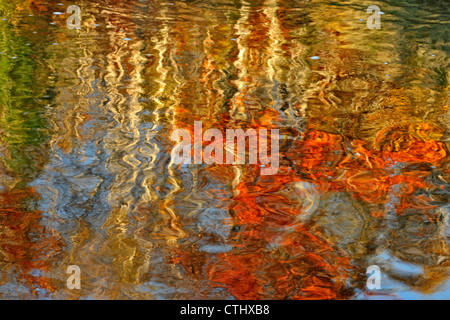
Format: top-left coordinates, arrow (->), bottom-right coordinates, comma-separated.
0,0 -> 449,299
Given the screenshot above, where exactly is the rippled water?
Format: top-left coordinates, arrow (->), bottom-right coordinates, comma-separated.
0,0 -> 448,299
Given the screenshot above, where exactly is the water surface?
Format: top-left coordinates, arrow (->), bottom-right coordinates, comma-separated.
0,0 -> 449,299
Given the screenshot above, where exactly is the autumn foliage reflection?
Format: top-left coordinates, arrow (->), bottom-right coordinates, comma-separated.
0,188 -> 63,295
170,116 -> 448,299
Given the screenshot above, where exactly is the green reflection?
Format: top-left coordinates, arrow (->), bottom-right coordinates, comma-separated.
0,1 -> 49,181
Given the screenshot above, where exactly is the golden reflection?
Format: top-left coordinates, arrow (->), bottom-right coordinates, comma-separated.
0,0 -> 448,299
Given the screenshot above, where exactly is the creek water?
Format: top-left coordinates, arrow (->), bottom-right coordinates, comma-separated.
0,0 -> 449,299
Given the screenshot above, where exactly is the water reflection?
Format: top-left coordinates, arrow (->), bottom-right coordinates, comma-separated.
0,0 -> 448,299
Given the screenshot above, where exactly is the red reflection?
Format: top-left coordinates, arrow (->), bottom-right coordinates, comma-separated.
0,188 -> 63,295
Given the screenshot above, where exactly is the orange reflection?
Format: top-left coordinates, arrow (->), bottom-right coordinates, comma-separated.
0,188 -> 63,295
